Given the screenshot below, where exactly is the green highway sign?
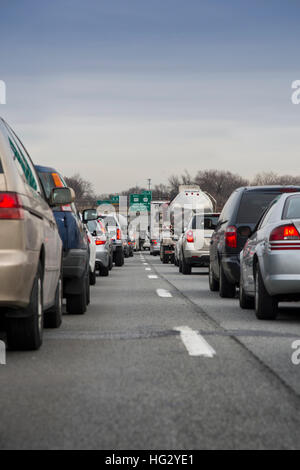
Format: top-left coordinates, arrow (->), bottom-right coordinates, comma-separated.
111,195 -> 119,204
130,194 -> 140,205
97,200 -> 111,205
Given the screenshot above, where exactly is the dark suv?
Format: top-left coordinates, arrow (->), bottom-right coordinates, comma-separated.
209,186 -> 300,298
35,165 -> 90,314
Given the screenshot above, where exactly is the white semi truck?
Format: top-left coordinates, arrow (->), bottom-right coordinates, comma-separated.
159,185 -> 215,264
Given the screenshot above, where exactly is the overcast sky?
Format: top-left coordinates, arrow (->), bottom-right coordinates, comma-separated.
1,0 -> 300,193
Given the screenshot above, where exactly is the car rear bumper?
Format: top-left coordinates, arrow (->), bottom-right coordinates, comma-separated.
262,251 -> 300,295
95,249 -> 109,268
0,249 -> 38,308
184,250 -> 210,267
221,254 -> 240,284
63,249 -> 88,279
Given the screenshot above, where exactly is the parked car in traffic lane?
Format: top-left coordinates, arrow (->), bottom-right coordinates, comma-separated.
209,186 -> 300,298
36,165 -> 90,315
85,218 -> 112,276
178,213 -> 220,274
0,118 -> 71,350
98,213 -> 125,266
239,192 -> 300,319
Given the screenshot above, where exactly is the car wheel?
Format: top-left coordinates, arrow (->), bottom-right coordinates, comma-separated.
239,272 -> 254,309
115,249 -> 124,266
86,274 -> 90,305
109,255 -> 113,270
255,264 -> 277,320
219,261 -> 236,298
6,262 -> 44,350
209,261 -> 219,292
66,275 -> 87,315
89,268 -> 97,286
181,254 -> 191,274
44,272 -> 63,328
100,265 -> 109,276
179,258 -> 183,272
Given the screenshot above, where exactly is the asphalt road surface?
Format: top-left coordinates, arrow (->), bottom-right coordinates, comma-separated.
1,252 -> 300,450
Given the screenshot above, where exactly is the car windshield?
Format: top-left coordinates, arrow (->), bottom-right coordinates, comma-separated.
190,214 -> 219,230
236,192 -> 283,224
283,195 -> 300,219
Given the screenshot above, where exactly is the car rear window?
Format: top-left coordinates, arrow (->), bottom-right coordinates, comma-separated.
236,192 -> 284,224
283,195 -> 300,219
191,214 -> 219,230
102,216 -> 118,227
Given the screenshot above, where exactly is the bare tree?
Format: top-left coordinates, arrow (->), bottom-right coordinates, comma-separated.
195,169 -> 249,211
251,172 -> 300,186
64,173 -> 96,210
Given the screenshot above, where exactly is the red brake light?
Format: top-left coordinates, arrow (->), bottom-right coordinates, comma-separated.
270,224 -> 300,241
186,230 -> 194,243
95,238 -> 106,245
225,226 -> 237,248
116,228 -> 122,240
152,239 -> 157,245
0,192 -> 24,219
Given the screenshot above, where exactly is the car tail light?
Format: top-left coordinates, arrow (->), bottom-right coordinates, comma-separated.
225,226 -> 237,248
186,230 -> 194,243
270,224 -> 300,241
95,238 -> 106,245
269,224 -> 300,250
116,228 -> 122,240
60,204 -> 72,211
0,192 -> 24,219
152,239 -> 157,245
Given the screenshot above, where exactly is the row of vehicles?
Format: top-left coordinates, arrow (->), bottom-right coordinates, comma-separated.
0,118 -> 130,351
161,185 -> 300,320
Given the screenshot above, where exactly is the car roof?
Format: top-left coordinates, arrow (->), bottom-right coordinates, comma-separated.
35,164 -> 59,174
237,185 -> 300,192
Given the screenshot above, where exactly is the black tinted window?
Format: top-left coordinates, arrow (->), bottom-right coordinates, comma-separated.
0,159 -> 3,173
236,192 -> 280,224
191,214 -> 219,230
283,196 -> 300,219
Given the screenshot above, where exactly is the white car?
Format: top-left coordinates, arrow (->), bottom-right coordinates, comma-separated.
85,226 -> 97,286
178,213 -> 220,274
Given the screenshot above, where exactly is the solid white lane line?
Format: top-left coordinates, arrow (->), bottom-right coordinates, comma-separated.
156,288 -> 172,298
174,326 -> 216,358
148,275 -> 158,279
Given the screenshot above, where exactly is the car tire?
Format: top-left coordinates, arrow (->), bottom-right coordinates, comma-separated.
66,275 -> 87,315
239,273 -> 254,309
255,264 -> 277,320
89,268 -> 97,286
86,274 -> 90,305
44,273 -> 63,328
181,255 -> 191,275
115,249 -> 124,267
219,261 -> 236,298
6,262 -> 44,350
179,258 -> 183,273
109,255 -> 113,270
209,262 -> 219,292
100,265 -> 109,276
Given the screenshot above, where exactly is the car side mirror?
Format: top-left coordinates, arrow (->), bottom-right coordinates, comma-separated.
49,187 -> 74,207
82,208 -> 98,223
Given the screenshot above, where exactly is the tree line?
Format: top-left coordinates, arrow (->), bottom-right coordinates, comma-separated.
65,170 -> 300,212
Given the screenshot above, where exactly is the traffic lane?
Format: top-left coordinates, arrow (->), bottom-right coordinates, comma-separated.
150,257 -> 300,395
1,255 -> 300,449
1,313 -> 300,449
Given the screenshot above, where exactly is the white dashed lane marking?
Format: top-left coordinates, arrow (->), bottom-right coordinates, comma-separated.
148,275 -> 158,279
156,289 -> 172,298
174,326 -> 216,358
